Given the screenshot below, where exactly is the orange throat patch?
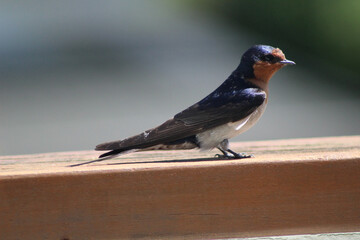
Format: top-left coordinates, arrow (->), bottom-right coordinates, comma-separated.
251,48 -> 287,85
252,61 -> 283,83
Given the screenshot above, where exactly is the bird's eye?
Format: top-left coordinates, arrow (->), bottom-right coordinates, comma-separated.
263,54 -> 275,62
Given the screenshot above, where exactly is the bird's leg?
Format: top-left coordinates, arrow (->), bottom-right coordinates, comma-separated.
215,139 -> 231,159
215,139 -> 253,159
215,139 -> 238,159
215,147 -> 233,159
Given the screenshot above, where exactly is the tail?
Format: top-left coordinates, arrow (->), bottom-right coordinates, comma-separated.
94,131 -> 156,159
98,148 -> 137,158
69,148 -> 136,167
69,153 -> 122,167
95,133 -> 150,159
98,149 -> 122,158
94,118 -> 200,161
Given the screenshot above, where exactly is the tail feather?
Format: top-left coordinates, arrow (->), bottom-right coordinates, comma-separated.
95,118 -> 202,159
98,148 -> 139,158
95,142 -> 121,151
95,119 -> 179,151
98,149 -> 123,158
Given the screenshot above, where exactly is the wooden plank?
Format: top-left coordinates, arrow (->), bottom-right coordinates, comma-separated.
240,232 -> 360,240
0,136 -> 360,240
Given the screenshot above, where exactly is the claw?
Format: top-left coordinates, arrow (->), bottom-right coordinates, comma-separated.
227,149 -> 253,159
216,147 -> 254,160
233,153 -> 252,159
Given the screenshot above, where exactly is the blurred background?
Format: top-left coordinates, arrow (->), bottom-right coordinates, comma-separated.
1,0 -> 359,156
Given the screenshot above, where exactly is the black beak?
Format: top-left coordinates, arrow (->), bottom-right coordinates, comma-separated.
279,59 -> 296,65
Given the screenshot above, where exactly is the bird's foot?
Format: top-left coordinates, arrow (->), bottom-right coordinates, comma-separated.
231,152 -> 253,159
215,149 -> 253,159
215,153 -> 229,159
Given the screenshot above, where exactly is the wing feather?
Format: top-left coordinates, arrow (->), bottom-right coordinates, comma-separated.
95,87 -> 266,151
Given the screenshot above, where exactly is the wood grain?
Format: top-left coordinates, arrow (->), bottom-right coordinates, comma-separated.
0,136 -> 360,239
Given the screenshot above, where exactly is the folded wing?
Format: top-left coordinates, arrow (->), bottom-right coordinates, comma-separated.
95,87 -> 266,157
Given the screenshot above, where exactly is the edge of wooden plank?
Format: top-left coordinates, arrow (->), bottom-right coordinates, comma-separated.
0,136 -> 360,239
1,135 -> 359,177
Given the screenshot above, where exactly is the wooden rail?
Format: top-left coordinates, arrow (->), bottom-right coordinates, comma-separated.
0,136 -> 360,240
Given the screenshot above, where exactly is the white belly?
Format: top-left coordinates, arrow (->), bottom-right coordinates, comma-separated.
196,102 -> 267,150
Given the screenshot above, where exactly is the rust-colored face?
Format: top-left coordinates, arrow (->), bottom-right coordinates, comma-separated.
252,48 -> 289,83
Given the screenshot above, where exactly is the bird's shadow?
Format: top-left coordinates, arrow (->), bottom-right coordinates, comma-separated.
108,157 -> 223,165
69,156 -> 233,167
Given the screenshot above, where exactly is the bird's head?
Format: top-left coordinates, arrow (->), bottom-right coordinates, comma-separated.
238,45 -> 295,83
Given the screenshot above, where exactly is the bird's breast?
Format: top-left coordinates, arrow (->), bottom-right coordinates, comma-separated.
196,101 -> 267,150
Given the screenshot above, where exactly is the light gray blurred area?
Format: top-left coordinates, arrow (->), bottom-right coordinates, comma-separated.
1,1 -> 359,155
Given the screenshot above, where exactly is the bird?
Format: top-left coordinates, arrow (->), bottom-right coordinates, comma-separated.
75,45 -> 295,166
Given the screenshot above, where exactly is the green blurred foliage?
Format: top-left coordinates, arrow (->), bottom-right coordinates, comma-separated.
189,0 -> 360,81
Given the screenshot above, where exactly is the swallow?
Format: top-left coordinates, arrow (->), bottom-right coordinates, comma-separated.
74,45 -> 294,166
